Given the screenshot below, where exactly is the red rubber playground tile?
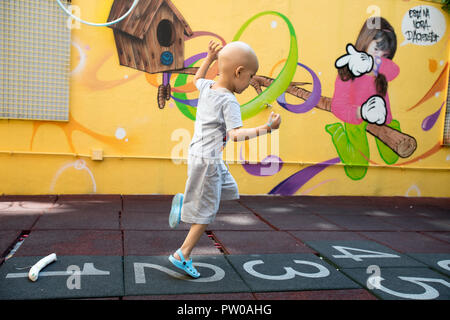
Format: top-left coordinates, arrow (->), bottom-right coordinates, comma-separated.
122,195 -> 172,213
207,212 -> 273,231
33,206 -> 120,230
217,200 -> 253,214
288,231 -> 368,242
321,215 -> 401,231
254,213 -> 343,231
0,230 -> 21,257
14,230 -> 122,256
0,209 -> 42,230
124,292 -> 255,300
360,231 -> 450,253
375,216 -> 450,232
239,199 -> 307,215
123,230 -> 221,256
254,289 -> 377,300
52,196 -> 122,213
121,211 -> 190,231
423,232 -> 450,244
57,194 -> 121,201
212,231 -> 315,254
0,195 -> 57,210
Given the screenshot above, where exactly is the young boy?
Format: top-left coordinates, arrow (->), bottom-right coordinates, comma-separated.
168,41 -> 281,278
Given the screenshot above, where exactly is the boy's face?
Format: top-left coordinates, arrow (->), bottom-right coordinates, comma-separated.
234,60 -> 258,94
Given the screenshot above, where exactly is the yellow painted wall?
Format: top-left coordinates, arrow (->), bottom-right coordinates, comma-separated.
1,0 -> 449,197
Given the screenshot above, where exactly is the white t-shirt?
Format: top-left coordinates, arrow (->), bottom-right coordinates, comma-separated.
188,78 -> 243,159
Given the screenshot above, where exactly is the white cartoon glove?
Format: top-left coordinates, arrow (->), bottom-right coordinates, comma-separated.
361,95 -> 387,125
335,44 -> 374,77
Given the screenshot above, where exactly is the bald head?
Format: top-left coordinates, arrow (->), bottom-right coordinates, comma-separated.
218,41 -> 259,75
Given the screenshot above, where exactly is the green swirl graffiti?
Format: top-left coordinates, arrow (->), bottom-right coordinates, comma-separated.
233,11 -> 298,120
173,11 -> 298,121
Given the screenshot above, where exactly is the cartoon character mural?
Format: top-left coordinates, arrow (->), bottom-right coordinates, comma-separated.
327,17 -> 405,180
247,17 -> 420,192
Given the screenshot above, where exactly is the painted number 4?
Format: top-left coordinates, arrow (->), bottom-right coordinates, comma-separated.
332,246 -> 400,261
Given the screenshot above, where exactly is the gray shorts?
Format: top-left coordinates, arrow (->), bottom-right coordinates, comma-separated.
181,154 -> 239,224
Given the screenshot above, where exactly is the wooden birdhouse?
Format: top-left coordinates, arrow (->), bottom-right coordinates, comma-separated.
107,0 -> 193,74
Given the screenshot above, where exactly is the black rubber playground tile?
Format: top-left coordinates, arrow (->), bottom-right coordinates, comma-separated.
0,255 -> 124,300
226,253 -> 360,293
341,267 -> 450,300
406,253 -> 450,276
124,255 -> 250,296
305,240 -> 425,269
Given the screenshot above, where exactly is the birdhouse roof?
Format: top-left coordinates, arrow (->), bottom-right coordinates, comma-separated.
107,0 -> 193,40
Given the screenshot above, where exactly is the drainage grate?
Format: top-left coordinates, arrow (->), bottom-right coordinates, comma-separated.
205,231 -> 227,254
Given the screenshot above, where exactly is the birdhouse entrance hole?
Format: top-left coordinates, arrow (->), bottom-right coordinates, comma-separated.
157,19 -> 175,47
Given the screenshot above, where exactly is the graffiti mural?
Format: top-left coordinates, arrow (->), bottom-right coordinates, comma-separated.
1,0 -> 449,197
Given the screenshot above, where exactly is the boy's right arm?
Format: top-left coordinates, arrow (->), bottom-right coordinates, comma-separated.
228,112 -> 281,142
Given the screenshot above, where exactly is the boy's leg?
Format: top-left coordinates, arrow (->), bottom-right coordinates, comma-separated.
220,161 -> 240,201
173,223 -> 208,261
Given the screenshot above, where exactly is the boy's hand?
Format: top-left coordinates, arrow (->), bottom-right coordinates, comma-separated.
267,111 -> 281,130
206,41 -> 222,61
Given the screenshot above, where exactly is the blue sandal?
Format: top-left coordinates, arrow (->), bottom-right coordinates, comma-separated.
169,193 -> 183,228
169,249 -> 200,278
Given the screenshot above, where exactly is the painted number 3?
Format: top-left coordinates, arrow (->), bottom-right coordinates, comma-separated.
243,260 -> 330,280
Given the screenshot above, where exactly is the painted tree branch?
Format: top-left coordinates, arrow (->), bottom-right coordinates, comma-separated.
250,75 -> 417,158
162,70 -> 417,158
